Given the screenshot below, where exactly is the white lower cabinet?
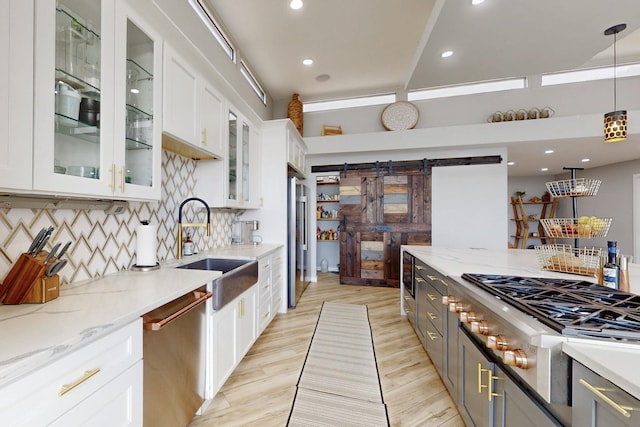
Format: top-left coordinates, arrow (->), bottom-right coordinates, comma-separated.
208,285 -> 257,398
0,319 -> 143,427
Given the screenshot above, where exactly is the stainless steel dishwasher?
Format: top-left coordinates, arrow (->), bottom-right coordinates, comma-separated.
142,286 -> 211,427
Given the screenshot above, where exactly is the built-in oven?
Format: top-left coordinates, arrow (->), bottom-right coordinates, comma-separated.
401,252 -> 416,328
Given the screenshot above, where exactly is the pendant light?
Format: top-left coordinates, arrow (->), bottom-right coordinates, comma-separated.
603,23 -> 627,143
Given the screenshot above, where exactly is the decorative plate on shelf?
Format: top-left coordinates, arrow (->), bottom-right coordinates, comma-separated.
381,101 -> 419,131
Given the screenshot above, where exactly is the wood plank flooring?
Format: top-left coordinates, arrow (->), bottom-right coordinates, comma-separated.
188,273 -> 464,427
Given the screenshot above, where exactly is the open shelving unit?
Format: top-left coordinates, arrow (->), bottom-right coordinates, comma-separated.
510,196 -> 557,249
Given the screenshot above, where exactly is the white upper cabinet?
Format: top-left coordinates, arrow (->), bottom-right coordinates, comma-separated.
287,121 -> 307,177
195,106 -> 261,209
162,44 -> 225,160
0,0 -> 34,192
31,0 -> 162,200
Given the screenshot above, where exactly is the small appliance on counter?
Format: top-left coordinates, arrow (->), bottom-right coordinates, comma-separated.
231,220 -> 261,245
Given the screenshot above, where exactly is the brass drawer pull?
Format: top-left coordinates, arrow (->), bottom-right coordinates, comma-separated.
427,312 -> 438,320
426,293 -> 437,301
426,331 -> 438,341
478,363 -> 489,394
579,378 -> 633,418
415,277 -> 425,283
59,368 -> 101,396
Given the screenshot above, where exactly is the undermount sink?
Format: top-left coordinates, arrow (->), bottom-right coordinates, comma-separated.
177,258 -> 258,310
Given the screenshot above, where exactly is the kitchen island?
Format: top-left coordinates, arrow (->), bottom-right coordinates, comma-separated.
0,243 -> 282,426
402,246 -> 640,426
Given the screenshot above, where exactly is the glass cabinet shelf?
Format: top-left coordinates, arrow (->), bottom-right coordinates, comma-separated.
55,113 -> 99,142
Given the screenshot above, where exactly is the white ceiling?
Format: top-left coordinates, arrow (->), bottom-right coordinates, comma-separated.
205,0 -> 640,176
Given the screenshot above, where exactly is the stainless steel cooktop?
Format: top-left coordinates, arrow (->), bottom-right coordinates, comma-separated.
462,273 -> 640,341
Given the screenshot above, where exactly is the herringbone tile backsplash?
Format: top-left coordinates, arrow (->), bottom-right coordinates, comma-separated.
0,151 -> 240,285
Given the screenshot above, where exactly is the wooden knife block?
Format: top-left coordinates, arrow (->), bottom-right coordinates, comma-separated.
0,252 -> 60,304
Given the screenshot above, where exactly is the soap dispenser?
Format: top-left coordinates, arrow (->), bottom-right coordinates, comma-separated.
183,231 -> 194,256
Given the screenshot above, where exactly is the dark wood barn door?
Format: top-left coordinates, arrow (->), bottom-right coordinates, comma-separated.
339,168 -> 431,287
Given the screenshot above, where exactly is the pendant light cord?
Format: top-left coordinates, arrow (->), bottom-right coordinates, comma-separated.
613,31 -> 617,111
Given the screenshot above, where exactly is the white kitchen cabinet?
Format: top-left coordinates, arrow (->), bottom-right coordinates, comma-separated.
162,44 -> 224,160
257,254 -> 273,334
50,361 -> 143,427
288,121 -> 307,177
31,0 -> 162,201
271,248 -> 285,316
0,0 -> 34,192
208,285 -> 257,398
0,319 -> 143,427
195,107 -> 261,209
257,249 -> 283,334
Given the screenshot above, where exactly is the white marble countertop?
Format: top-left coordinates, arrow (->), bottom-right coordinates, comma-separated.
0,243 -> 283,389
563,339 -> 640,400
402,246 -> 640,401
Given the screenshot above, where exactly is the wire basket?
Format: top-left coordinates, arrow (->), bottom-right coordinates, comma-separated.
540,217 -> 612,239
545,178 -> 602,198
534,244 -> 602,277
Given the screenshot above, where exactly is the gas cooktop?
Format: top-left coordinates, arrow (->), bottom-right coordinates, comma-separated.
461,273 -> 640,341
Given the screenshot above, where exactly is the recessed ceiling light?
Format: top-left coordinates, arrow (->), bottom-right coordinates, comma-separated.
472,0 -> 485,5
303,59 -> 313,66
441,50 -> 453,58
581,158 -> 591,163
544,149 -> 554,154
290,0 -> 303,10
315,74 -> 330,82
507,161 -> 515,166
541,167 -> 549,172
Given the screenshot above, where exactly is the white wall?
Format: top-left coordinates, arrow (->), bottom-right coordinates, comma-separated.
294,75 -> 640,137
432,163 -> 507,249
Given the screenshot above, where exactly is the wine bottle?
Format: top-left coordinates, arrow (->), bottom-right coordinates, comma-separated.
602,241 -> 619,289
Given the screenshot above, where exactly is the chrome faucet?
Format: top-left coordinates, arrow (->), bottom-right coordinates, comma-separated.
177,197 -> 211,259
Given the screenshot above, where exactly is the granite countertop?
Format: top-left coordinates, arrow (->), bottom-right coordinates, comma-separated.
0,243 -> 283,389
402,246 -> 640,401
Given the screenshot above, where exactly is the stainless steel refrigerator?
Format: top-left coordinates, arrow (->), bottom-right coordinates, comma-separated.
288,176 -> 310,308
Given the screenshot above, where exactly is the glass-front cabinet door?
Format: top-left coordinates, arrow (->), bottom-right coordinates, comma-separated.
33,0 -> 112,196
241,120 -> 250,204
227,110 -> 238,202
32,0 -> 161,200
113,2 -> 161,199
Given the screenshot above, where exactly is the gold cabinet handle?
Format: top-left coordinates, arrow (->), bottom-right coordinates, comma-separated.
119,166 -> 125,192
427,312 -> 438,320
426,293 -> 437,301
108,164 -> 115,191
59,368 -> 101,396
478,363 -> 490,394
488,373 -> 501,402
415,277 -> 425,283
426,331 -> 438,341
415,265 -> 425,271
579,379 -> 633,418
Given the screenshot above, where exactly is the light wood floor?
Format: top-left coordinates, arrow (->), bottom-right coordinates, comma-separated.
189,273 -> 464,427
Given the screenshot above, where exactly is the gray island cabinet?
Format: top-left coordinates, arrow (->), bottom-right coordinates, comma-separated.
401,247 -> 564,427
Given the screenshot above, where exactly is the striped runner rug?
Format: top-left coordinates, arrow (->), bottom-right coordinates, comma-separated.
287,302 -> 389,427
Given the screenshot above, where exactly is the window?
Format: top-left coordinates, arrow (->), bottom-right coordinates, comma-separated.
188,0 -> 235,62
303,93 -> 396,113
240,60 -> 267,105
408,77 -> 527,101
541,63 -> 640,86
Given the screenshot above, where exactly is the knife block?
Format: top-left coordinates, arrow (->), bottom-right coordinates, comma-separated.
0,252 -> 59,305
22,275 -> 60,304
